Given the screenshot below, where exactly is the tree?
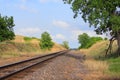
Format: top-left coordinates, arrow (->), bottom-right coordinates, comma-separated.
78,33 -> 103,49
39,32 -> 54,50
78,33 -> 90,48
63,0 -> 120,56
62,41 -> 69,49
0,14 -> 15,42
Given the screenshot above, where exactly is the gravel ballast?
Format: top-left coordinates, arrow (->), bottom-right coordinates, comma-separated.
22,51 -> 90,80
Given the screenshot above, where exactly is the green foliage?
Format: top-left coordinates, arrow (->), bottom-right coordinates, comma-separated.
24,37 -> 40,42
63,0 -> 120,36
39,32 -> 54,50
24,37 -> 33,42
0,14 -> 15,42
62,41 -> 69,49
31,37 -> 37,39
78,33 -> 103,49
78,33 -> 90,48
86,37 -> 103,48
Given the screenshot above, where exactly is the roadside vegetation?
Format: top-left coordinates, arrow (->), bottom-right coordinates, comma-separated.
80,40 -> 120,79
0,36 -> 41,58
0,35 -> 65,59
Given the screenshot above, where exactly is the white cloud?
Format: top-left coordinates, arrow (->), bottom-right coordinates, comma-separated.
19,5 -> 27,10
21,27 -> 41,33
15,27 -> 41,35
52,34 -> 66,40
18,4 -> 39,13
39,0 -> 47,3
39,0 -> 60,3
13,0 -> 39,14
21,0 -> 27,3
52,20 -> 70,28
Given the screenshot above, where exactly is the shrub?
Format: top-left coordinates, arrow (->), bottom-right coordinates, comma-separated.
39,32 -> 54,50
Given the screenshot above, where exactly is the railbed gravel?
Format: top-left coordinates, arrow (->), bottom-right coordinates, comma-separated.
22,51 -> 88,80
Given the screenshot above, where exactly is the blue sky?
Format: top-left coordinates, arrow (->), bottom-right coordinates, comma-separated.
0,0 -> 106,48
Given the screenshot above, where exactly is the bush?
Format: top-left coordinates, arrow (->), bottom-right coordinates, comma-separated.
39,32 -> 54,50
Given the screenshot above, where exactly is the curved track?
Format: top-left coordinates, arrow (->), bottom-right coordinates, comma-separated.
0,50 -> 69,80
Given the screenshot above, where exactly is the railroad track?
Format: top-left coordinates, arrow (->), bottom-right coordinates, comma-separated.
0,50 -> 69,80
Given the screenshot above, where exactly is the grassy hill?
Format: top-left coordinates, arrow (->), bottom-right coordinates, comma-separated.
0,35 -> 65,58
80,40 -> 118,58
80,40 -> 120,79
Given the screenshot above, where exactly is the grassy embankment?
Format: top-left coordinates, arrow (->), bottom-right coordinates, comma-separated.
0,35 -> 65,58
80,40 -> 120,79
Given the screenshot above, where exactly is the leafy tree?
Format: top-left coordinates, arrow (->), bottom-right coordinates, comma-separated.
78,33 -> 103,49
62,41 -> 69,49
0,14 -> 15,42
39,32 -> 54,50
63,0 -> 120,55
78,33 -> 90,48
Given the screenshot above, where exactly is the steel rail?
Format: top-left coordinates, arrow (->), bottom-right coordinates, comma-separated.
0,50 -> 69,80
0,50 -> 65,69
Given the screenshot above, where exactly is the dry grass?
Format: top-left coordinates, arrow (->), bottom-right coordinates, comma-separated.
80,40 -> 118,58
73,49 -> 109,79
79,40 -> 118,79
0,35 -> 65,59
84,59 -> 108,80
12,35 -> 25,43
85,59 -> 108,73
83,58 -> 109,80
51,43 -> 66,52
79,40 -> 119,79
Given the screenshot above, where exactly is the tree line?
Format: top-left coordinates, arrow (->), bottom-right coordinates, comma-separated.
0,13 -> 103,50
0,14 -> 103,50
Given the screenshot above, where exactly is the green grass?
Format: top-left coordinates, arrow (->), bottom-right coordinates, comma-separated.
105,57 -> 120,78
31,37 -> 40,40
107,57 -> 120,73
24,37 -> 33,42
